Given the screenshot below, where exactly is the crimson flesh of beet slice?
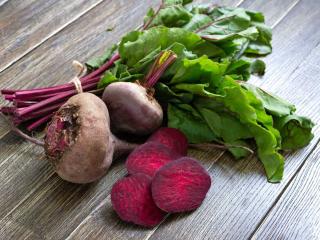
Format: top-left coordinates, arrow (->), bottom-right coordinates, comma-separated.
148,127 -> 188,155
152,157 -> 211,213
111,174 -> 166,227
126,142 -> 181,177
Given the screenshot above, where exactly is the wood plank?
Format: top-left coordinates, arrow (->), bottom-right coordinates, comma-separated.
252,142 -> 320,239
0,0 -> 9,8
249,0 -> 320,89
0,134 -> 54,220
0,0 -> 107,73
0,149 -> 222,240
65,0 -> 302,239
148,4 -> 320,238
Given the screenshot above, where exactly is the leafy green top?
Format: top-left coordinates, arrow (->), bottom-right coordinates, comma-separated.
86,0 -> 314,182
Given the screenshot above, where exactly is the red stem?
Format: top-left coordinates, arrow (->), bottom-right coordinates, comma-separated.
81,53 -> 120,81
145,55 -> 177,88
27,114 -> 54,131
14,76 -> 100,99
144,51 -> 177,88
15,82 -> 97,117
14,100 -> 38,107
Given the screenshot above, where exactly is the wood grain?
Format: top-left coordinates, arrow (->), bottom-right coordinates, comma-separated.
0,0 -> 107,73
0,133 -> 53,220
0,0 -> 9,8
252,141 -> 320,239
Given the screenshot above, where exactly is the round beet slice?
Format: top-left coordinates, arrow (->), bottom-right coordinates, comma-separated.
111,174 -> 166,227
126,142 -> 181,177
152,157 -> 211,213
148,127 -> 188,155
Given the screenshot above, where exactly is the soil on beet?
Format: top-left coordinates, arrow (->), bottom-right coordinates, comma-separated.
44,105 -> 80,163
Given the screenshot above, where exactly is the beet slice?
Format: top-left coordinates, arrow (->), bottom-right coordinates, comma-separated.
111,174 -> 166,227
126,142 -> 181,177
151,157 -> 211,213
148,127 -> 188,155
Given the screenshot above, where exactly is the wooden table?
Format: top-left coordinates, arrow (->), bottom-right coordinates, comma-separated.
0,0 -> 319,239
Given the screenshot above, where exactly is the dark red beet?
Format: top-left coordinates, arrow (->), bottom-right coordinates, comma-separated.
126,142 -> 181,177
111,174 -> 166,227
151,157 -> 211,213
148,127 -> 188,155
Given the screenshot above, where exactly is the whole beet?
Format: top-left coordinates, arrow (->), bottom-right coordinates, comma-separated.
44,93 -> 136,184
148,127 -> 188,155
152,157 -> 211,213
111,173 -> 166,227
126,142 -> 181,177
102,82 -> 163,136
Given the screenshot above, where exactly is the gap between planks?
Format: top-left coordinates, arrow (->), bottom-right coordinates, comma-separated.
65,0 -> 301,239
248,38 -> 320,237
0,0 -> 105,74
0,0 -> 9,8
249,138 -> 320,239
271,0 -> 299,28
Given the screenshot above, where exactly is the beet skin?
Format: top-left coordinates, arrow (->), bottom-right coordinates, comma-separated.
111,174 -> 166,227
152,157 -> 211,213
148,127 -> 188,155
102,82 -> 163,136
126,142 -> 180,177
44,93 -> 136,184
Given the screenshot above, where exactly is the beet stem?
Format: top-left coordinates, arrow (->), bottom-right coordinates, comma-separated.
16,82 -> 97,117
143,2 -> 163,30
14,77 -> 100,99
81,53 -> 120,81
144,51 -> 177,88
27,113 -> 54,131
189,143 -> 254,154
112,134 -> 139,159
0,113 -> 44,146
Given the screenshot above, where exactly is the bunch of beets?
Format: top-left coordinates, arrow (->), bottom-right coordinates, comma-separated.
111,127 -> 211,227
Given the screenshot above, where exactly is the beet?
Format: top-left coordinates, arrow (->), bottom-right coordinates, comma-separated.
152,157 -> 211,213
102,82 -> 163,136
126,142 -> 181,177
111,173 -> 166,227
44,93 -> 136,184
148,127 -> 188,155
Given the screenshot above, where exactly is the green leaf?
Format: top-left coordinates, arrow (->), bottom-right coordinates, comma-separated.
86,44 -> 117,70
155,83 -> 194,103
97,71 -> 118,89
163,0 -> 193,6
169,56 -> 228,85
119,27 -> 205,67
242,83 -> 296,117
182,14 -> 212,32
168,103 -> 217,143
274,115 -> 315,150
196,106 -> 252,142
250,59 -> 266,76
147,5 -> 193,28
